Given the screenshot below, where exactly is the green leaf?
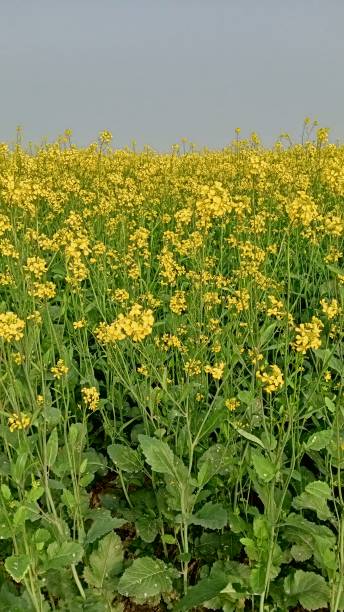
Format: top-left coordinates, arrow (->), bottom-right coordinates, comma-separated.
135,516 -> 159,543
26,485 -> 44,503
46,428 -> 58,468
13,502 -> 40,526
325,396 -> 336,413
161,534 -> 176,545
86,511 -> 126,545
259,322 -> 277,347
198,444 -> 234,479
83,532 -> 123,589
5,555 -> 30,583
290,543 -> 312,562
0,512 -> 11,539
250,564 -> 266,594
175,574 -> 229,611
305,429 -> 332,451
1,484 -> 11,501
118,557 -> 172,602
293,481 -> 332,520
235,428 -> 266,449
107,444 -> 142,473
138,435 -> 176,477
284,570 -> 329,610
191,502 -> 227,530
11,452 -> 28,484
251,450 -> 276,482
46,541 -> 84,569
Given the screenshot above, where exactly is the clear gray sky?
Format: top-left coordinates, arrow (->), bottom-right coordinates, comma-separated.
1,0 -> 344,149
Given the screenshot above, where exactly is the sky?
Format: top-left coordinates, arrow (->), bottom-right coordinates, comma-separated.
1,0 -> 344,150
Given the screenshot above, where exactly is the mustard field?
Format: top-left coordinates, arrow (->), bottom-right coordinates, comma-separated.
0,126 -> 343,611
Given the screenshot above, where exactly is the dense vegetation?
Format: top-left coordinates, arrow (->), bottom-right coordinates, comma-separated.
0,125 -> 343,611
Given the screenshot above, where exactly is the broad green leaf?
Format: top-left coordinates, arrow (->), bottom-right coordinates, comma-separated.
293,481 -> 332,520
46,541 -> 84,569
83,532 -> 123,589
284,570 -> 329,610
46,428 -> 58,468
198,444 -> 234,479
107,444 -> 142,473
86,511 -> 126,544
68,423 -> 86,451
191,502 -> 227,530
305,429 -> 332,451
175,574 -> 229,611
0,585 -> 34,612
138,435 -> 176,477
240,537 -> 258,561
13,502 -> 40,526
253,515 -> 270,541
26,485 -> 44,503
5,555 -> 30,583
118,557 -> 172,602
291,543 -> 312,562
251,450 -> 276,482
135,516 -> 159,543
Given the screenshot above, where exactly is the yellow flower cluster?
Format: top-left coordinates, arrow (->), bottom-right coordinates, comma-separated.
292,317 -> 324,354
112,288 -> 130,303
286,191 -> 319,227
73,319 -> 86,329
256,364 -> 284,393
320,298 -> 341,319
204,361 -> 225,380
225,398 -> 240,411
51,359 -> 69,379
24,256 -> 47,278
96,304 -> 154,343
170,291 -> 187,314
29,281 -> 56,299
81,386 -> 100,411
8,412 -> 31,432
0,312 -> 25,342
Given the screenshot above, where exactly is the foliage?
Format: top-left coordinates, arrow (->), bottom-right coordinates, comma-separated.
0,124 -> 343,610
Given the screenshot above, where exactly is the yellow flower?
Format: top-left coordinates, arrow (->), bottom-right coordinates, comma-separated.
204,361 -> 225,380
99,130 -> 112,144
24,256 -> 47,279
170,291 -> 187,315
184,359 -> 202,377
112,288 -> 130,303
96,304 -> 154,344
29,281 -> 56,299
256,364 -> 284,393
292,317 -> 324,354
225,398 -> 240,411
73,319 -> 86,329
51,359 -> 69,379
137,365 -> 149,377
81,386 -> 100,411
12,352 -> 24,365
27,310 -> 42,324
8,412 -> 31,432
0,312 -> 25,342
320,298 -> 340,320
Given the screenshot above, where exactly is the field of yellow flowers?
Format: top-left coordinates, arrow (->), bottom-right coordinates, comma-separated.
0,125 -> 343,611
